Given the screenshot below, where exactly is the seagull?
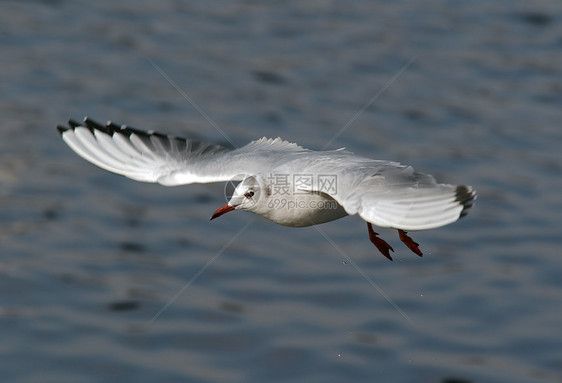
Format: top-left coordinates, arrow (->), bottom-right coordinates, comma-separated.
57,117 -> 476,260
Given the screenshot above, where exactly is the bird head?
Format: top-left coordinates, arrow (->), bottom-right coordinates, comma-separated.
210,175 -> 265,220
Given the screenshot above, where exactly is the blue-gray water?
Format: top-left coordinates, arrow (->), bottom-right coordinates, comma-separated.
2,1 -> 562,382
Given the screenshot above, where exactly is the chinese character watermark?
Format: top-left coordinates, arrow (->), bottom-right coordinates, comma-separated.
265,173 -> 338,195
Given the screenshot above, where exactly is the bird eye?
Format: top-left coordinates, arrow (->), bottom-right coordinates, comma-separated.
244,191 -> 255,198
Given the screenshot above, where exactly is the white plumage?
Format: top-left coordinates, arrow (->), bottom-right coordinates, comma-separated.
58,117 -> 476,260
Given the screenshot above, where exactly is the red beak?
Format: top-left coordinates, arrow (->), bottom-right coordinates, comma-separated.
210,203 -> 237,220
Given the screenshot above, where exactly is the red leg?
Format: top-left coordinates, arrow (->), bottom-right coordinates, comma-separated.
398,229 -> 423,257
367,223 -> 394,261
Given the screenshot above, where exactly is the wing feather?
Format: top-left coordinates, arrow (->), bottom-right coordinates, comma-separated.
357,181 -> 476,230
58,117 -> 308,186
290,156 -> 476,230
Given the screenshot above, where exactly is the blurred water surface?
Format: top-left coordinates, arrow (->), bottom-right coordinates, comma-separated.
1,1 -> 562,382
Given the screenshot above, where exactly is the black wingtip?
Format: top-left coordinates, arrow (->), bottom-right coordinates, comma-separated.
83,117 -> 105,132
59,117 -> 119,136
58,117 -> 151,139
56,125 -> 68,135
455,185 -> 477,219
106,121 -> 122,130
57,118 -> 82,135
68,118 -> 81,128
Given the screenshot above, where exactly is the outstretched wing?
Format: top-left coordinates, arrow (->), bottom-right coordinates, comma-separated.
291,155 -> 476,231
57,117 -> 307,186
352,170 -> 476,230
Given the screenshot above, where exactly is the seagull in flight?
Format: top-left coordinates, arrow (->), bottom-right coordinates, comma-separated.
57,117 -> 476,260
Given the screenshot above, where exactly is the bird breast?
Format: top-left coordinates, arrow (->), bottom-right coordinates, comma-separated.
258,191 -> 348,227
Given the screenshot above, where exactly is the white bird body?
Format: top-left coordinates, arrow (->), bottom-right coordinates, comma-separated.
230,174 -> 349,227
58,117 -> 476,260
